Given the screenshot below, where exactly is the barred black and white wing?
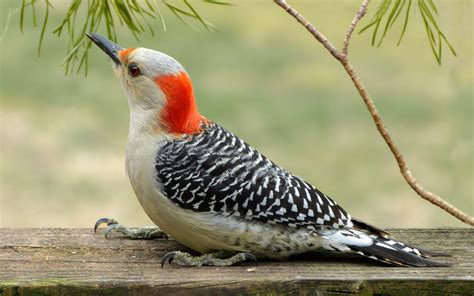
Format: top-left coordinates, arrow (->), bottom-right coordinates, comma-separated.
155,122 -> 448,267
156,122 -> 352,231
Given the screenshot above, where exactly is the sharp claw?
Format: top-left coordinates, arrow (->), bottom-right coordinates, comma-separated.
243,253 -> 258,266
161,251 -> 178,268
94,218 -> 119,233
104,224 -> 119,239
94,218 -> 110,233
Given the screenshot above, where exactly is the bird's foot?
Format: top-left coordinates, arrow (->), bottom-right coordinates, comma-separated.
94,217 -> 168,239
161,250 -> 257,267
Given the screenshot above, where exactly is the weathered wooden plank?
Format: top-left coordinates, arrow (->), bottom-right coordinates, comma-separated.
1,228 -> 473,295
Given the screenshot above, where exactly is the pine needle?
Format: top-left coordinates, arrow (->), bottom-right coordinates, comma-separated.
360,0 -> 456,65
20,0 -> 229,75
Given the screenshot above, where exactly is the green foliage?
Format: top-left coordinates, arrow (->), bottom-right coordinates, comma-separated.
19,0 -> 53,56
359,0 -> 456,65
16,0 -> 456,73
19,0 -> 230,74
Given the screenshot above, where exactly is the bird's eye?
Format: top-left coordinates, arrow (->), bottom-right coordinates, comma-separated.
128,64 -> 142,77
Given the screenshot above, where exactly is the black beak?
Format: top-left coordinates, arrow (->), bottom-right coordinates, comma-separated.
86,32 -> 123,66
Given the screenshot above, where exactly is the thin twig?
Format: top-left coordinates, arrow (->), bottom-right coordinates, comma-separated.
274,0 -> 342,60
342,0 -> 370,57
340,60 -> 474,226
274,0 -> 474,226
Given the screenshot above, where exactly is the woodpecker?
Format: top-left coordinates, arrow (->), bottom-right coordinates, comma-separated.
87,32 -> 447,267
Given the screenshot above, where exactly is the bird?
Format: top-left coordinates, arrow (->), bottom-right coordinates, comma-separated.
86,32 -> 447,267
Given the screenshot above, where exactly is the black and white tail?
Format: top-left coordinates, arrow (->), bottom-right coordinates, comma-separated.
320,227 -> 449,267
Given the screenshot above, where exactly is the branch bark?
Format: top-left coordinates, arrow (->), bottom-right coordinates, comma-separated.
342,0 -> 370,56
274,0 -> 474,226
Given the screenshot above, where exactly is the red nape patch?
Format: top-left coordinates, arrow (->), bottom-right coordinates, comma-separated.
119,48 -> 136,63
155,72 -> 205,134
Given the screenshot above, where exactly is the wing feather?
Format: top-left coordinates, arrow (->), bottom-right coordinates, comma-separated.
156,123 -> 353,230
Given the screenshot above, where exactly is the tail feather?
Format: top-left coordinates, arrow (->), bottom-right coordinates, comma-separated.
321,228 -> 449,267
351,217 -> 391,238
348,235 -> 449,267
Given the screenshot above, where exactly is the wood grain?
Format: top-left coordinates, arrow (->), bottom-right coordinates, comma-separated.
1,228 -> 473,295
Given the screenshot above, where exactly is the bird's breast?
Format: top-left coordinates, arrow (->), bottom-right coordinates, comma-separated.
125,133 -> 163,217
124,133 -> 233,253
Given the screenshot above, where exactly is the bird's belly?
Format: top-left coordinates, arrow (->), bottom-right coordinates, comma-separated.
133,176 -> 323,258
151,196 -> 323,257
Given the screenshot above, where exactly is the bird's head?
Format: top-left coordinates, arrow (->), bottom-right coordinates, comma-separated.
86,32 -> 204,135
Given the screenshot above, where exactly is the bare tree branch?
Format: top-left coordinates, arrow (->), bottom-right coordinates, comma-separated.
342,0 -> 370,56
274,0 -> 342,60
274,0 -> 474,226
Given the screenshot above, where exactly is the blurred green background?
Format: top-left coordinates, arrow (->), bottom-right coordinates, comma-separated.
0,1 -> 472,228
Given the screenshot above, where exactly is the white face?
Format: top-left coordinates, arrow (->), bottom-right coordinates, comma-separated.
114,48 -> 186,112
